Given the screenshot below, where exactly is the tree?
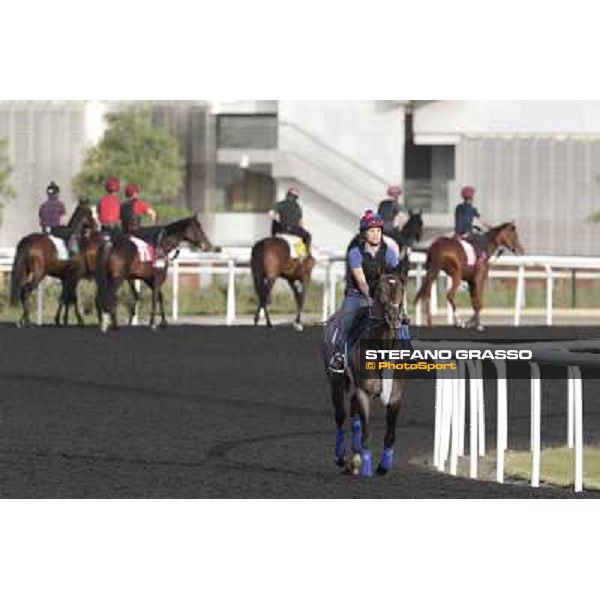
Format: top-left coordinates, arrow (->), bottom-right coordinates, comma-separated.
72,109 -> 184,205
0,138 -> 16,211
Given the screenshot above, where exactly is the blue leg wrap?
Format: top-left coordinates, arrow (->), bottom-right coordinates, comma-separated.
351,416 -> 362,453
360,449 -> 373,477
398,324 -> 411,349
335,428 -> 345,461
379,447 -> 394,472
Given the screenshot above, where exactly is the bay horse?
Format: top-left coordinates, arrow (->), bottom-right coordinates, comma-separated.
96,214 -> 213,332
251,235 -> 316,331
324,269 -> 408,476
415,222 -> 524,330
10,202 -> 97,327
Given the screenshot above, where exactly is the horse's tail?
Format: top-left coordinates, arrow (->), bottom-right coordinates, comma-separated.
251,241 -> 267,301
10,240 -> 32,306
414,250 -> 441,306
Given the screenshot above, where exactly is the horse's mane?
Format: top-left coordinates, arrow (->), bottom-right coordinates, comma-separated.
163,215 -> 196,235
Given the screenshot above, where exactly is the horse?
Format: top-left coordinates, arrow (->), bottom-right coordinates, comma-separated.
10,202 -> 97,327
414,221 -> 524,330
96,214 -> 213,332
250,234 -> 316,331
324,269 -> 408,477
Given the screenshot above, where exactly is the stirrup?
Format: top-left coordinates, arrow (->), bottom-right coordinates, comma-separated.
328,352 -> 346,374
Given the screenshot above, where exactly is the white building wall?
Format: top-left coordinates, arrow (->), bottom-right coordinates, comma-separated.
278,100 -> 405,190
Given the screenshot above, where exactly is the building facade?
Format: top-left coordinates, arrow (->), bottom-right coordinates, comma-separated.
2,100 -> 600,255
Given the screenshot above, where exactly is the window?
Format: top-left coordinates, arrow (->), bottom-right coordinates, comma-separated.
217,114 -> 278,149
215,163 -> 275,213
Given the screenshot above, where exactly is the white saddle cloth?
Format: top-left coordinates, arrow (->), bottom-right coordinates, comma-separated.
458,239 -> 477,267
277,234 -> 308,259
49,236 -> 69,261
129,236 -> 156,262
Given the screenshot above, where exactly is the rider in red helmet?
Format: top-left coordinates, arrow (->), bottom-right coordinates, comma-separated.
120,182 -> 158,235
377,184 -> 409,245
267,186 -> 312,255
328,210 -> 400,374
98,176 -> 122,236
454,185 -> 491,262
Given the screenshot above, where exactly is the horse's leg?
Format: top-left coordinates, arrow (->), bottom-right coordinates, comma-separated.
377,385 -> 405,475
287,278 -> 306,331
467,277 -> 485,331
330,376 -> 347,467
127,279 -> 140,326
54,290 -> 64,326
20,279 -> 41,327
355,388 -> 373,477
158,288 -> 168,327
72,287 -> 85,327
262,278 -> 275,328
149,278 -> 159,329
446,270 -> 463,327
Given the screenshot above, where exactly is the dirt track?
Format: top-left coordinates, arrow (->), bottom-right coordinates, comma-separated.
0,323 -> 598,498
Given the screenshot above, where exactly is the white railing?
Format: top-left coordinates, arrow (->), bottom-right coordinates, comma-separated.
434,357 -> 585,493
3,246 -> 600,326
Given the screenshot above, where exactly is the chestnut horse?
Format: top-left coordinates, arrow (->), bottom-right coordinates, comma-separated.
10,202 -> 97,327
251,236 -> 316,331
415,222 -> 524,330
96,214 -> 213,331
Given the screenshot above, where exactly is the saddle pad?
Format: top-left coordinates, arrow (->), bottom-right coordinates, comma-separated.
48,235 -> 69,261
458,239 -> 476,267
129,236 -> 156,263
277,234 -> 308,259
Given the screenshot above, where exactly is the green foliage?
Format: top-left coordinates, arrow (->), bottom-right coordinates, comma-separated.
72,109 -> 184,203
0,138 -> 16,209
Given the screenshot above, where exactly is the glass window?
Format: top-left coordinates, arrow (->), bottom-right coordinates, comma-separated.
215,163 -> 275,213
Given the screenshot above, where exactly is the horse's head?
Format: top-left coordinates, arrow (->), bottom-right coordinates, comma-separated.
69,200 -> 97,233
492,221 -> 524,255
402,210 -> 423,245
373,271 -> 406,330
184,213 -> 213,252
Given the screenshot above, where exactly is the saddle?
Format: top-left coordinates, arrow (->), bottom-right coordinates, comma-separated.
47,235 -> 70,261
455,235 -> 486,267
128,235 -> 158,263
276,233 -> 308,260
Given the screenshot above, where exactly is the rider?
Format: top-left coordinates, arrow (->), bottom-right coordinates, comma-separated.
268,186 -> 312,255
454,185 -> 491,251
98,176 -> 122,238
120,182 -> 158,235
39,181 -> 66,233
328,210 -> 400,374
377,184 -> 408,246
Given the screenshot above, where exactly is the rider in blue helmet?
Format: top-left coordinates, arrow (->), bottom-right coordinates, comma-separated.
328,210 -> 400,374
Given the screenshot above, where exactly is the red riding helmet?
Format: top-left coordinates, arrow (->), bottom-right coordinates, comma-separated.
461,185 -> 475,200
105,176 -> 120,194
359,209 -> 384,232
125,182 -> 140,198
387,185 -> 402,199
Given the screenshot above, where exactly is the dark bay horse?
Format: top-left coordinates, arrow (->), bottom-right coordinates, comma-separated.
415,222 -> 524,330
251,235 -> 316,331
96,215 -> 212,332
10,202 -> 97,327
324,270 -> 408,476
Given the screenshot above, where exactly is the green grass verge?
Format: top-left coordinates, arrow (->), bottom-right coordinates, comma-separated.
504,446 -> 600,490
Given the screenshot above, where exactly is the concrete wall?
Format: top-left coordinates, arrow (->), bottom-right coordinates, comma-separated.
0,101 -> 87,246
278,100 -> 405,187
413,101 -> 600,139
